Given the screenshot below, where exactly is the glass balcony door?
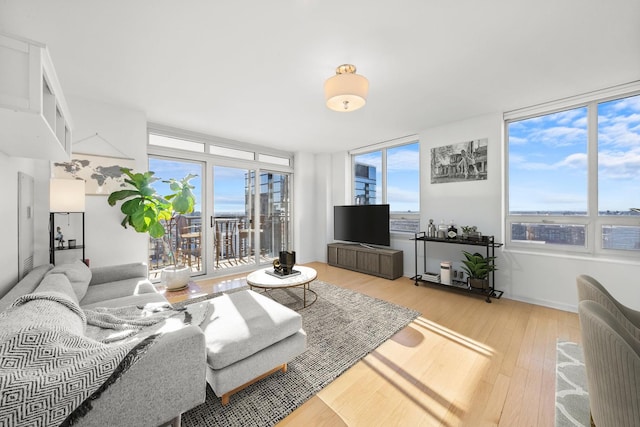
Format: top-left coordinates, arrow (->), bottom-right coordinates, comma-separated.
259,171 -> 291,259
211,167 -> 292,272
212,166 -> 256,271
148,157 -> 204,279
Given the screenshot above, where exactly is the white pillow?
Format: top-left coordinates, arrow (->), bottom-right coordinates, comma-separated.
49,260 -> 92,301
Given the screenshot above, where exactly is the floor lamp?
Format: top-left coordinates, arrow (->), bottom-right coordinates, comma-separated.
49,178 -> 86,265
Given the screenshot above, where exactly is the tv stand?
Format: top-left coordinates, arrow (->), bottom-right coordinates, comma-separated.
358,243 -> 376,250
327,243 -> 403,280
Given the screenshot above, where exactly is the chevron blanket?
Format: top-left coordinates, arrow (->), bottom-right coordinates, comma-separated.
0,292 -> 158,427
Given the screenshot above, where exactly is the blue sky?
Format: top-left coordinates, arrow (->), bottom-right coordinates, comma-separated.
354,142 -> 420,213
508,94 -> 640,213
148,158 -> 203,213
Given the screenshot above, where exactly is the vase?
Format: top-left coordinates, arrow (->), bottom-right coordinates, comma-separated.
162,265 -> 191,291
468,277 -> 489,290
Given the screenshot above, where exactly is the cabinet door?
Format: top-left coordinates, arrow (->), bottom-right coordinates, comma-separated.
338,248 -> 357,269
357,251 -> 379,274
379,254 -> 395,279
327,246 -> 338,265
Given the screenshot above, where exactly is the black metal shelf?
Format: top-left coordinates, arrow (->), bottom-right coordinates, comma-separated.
53,245 -> 85,251
49,212 -> 85,265
411,231 -> 503,303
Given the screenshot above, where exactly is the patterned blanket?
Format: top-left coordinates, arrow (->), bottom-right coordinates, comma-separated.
85,302 -> 182,343
0,292 -> 159,426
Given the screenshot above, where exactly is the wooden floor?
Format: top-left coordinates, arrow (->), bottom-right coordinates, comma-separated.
163,262 -> 581,427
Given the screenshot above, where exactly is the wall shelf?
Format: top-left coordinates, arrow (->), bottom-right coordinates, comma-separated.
0,33 -> 72,161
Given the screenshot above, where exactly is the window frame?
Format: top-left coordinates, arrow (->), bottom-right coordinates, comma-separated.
147,124 -> 295,275
350,135 -> 421,235
504,82 -> 640,257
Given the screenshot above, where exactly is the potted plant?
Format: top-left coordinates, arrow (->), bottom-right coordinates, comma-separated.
460,225 -> 482,241
107,168 -> 197,290
460,250 -> 497,290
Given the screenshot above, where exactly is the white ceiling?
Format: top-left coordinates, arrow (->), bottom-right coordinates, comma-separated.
1,1 -> 639,154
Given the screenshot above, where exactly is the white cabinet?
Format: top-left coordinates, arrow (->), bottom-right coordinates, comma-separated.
0,33 -> 72,161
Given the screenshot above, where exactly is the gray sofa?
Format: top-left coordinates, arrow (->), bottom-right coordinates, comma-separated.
0,260 -> 206,427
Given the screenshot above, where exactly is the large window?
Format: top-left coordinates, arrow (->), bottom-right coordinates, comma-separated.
352,138 -> 420,233
148,126 -> 294,276
506,89 -> 640,254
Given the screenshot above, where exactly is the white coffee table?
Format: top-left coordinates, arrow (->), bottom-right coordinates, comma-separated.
246,265 -> 318,309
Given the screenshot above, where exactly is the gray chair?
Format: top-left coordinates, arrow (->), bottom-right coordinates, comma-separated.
578,300 -> 640,427
576,274 -> 640,340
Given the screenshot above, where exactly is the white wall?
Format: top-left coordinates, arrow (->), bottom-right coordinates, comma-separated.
0,153 -> 50,297
39,96 -> 150,268
293,151 -> 320,263
313,111 -> 640,312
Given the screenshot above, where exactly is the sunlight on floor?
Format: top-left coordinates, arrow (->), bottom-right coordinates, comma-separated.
319,316 -> 496,426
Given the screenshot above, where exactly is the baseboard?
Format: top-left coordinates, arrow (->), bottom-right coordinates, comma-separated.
504,294 -> 577,313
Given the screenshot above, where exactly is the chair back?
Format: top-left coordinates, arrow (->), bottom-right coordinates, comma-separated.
576,275 -> 640,340
578,300 -> 640,427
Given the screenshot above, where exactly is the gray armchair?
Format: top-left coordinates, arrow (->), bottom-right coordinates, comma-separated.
578,300 -> 640,427
576,274 -> 640,340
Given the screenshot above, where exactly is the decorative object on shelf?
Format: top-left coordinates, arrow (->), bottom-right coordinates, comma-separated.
324,64 -> 369,112
272,251 -> 297,276
430,138 -> 488,184
437,220 -> 447,239
427,219 -> 437,238
55,226 -> 64,249
68,239 -> 76,249
107,168 -> 197,291
447,221 -> 458,239
460,250 -> 497,290
423,271 -> 440,282
440,261 -> 452,285
461,225 -> 482,241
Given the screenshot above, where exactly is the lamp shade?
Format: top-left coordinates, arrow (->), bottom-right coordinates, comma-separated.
324,64 -> 369,112
50,178 -> 86,212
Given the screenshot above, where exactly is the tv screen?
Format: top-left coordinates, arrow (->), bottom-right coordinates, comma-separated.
334,204 -> 390,247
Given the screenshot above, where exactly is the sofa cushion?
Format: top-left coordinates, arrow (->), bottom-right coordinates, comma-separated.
200,290 -> 303,370
80,278 -> 158,307
35,273 -> 79,305
49,260 -> 92,301
81,292 -> 168,310
0,264 -> 53,313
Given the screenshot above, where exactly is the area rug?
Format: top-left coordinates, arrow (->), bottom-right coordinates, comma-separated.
555,341 -> 590,427
175,280 -> 420,426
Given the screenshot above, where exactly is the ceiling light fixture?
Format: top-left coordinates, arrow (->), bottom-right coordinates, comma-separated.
324,64 -> 369,112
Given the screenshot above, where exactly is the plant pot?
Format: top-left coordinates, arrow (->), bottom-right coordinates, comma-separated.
162,265 -> 191,291
468,277 -> 489,290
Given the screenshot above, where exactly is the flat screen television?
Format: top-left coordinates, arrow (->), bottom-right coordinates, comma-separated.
334,204 -> 390,247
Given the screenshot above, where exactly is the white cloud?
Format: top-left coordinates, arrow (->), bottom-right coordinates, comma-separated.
509,135 -> 527,145
387,148 -> 419,170
387,185 -> 419,203
517,152 -> 587,171
598,148 -> 640,180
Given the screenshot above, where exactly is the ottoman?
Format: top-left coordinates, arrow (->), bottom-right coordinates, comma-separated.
199,289 -> 307,405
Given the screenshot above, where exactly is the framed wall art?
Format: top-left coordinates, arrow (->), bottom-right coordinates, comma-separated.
52,153 -> 135,195
430,138 -> 488,184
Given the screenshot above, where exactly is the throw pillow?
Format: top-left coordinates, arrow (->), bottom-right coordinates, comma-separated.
49,260 -> 92,302
35,273 -> 80,306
